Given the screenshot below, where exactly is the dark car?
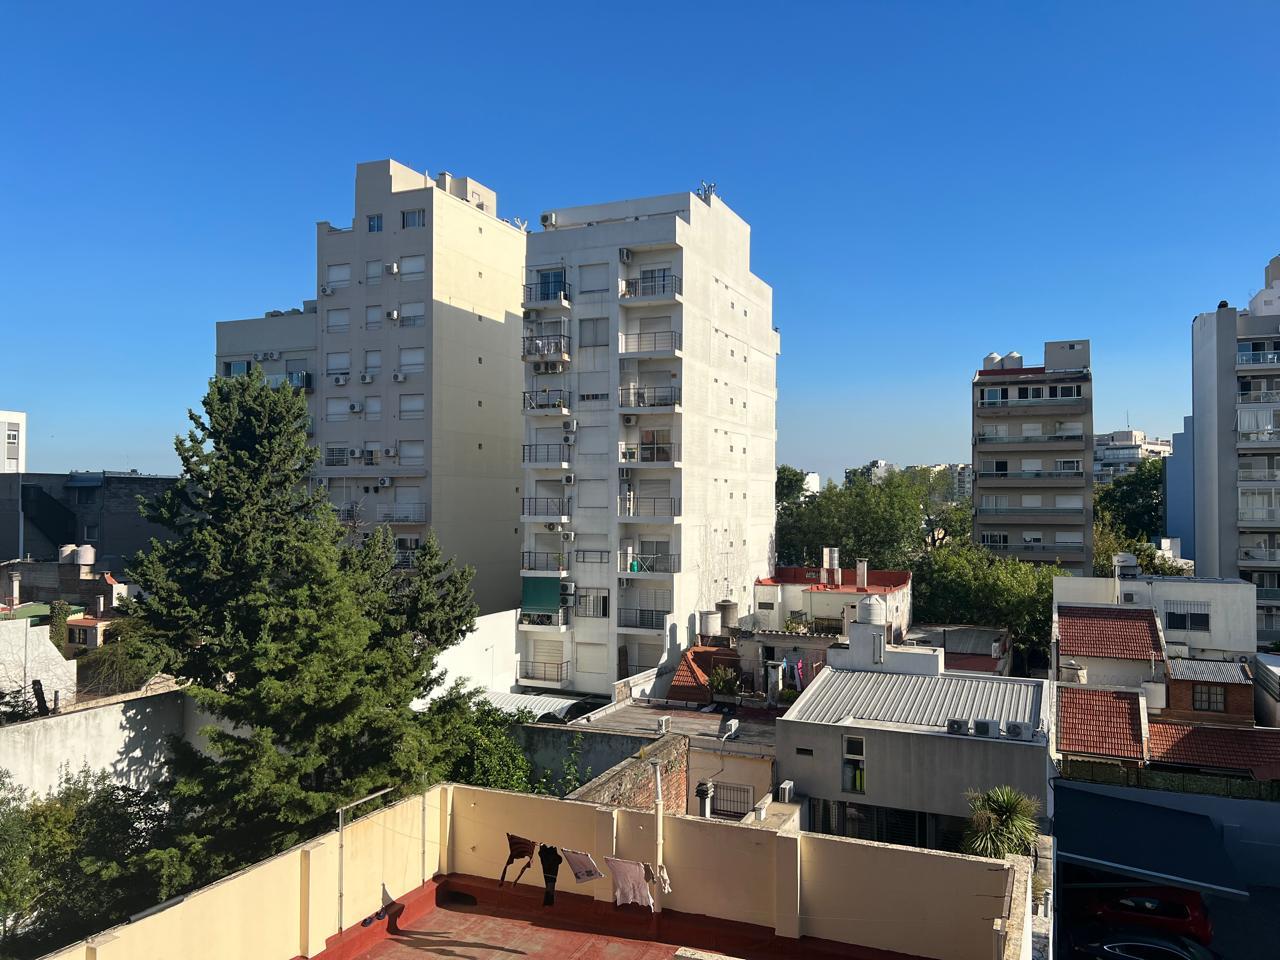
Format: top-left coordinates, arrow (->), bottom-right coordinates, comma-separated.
1074,886 -> 1212,946
1066,926 -> 1221,960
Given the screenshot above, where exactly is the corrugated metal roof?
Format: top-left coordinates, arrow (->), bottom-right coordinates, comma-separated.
480,691 -> 581,720
1166,659 -> 1252,684
785,668 -> 1042,729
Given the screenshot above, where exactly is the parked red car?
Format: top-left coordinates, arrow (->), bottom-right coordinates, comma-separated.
1075,887 -> 1212,946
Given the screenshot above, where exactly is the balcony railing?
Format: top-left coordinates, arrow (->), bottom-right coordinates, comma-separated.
619,386 -> 681,408
977,471 -> 1084,480
1237,351 -> 1280,366
522,551 -> 568,572
264,371 -> 312,390
621,276 -> 682,298
523,389 -> 572,411
975,433 -> 1086,444
393,550 -> 415,569
523,443 -> 571,464
335,504 -> 359,522
1239,469 -> 1280,481
522,335 -> 572,358
522,497 -> 569,517
983,541 -> 1085,554
618,552 -> 680,574
619,496 -> 680,518
1239,430 -> 1280,444
620,443 -> 680,464
519,608 -> 570,628
1239,547 -> 1280,562
524,280 -> 572,304
620,331 -> 682,353
519,660 -> 571,682
1239,509 -> 1280,522
977,396 -> 1084,408
1238,390 -> 1280,404
378,503 -> 427,523
618,608 -> 669,629
976,507 -> 1083,515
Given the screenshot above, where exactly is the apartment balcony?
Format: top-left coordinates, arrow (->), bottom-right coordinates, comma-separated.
518,659 -> 572,689
974,433 -> 1087,451
1256,588 -> 1280,604
523,281 -> 572,311
975,396 -> 1088,416
977,470 -> 1085,486
618,496 -> 681,523
618,386 -> 682,410
523,443 -> 572,468
983,541 -> 1086,556
1239,469 -> 1280,483
522,497 -> 571,522
518,608 -> 571,633
335,504 -> 359,522
523,389 -> 572,416
1236,351 -> 1280,369
377,503 -> 428,524
521,551 -> 569,577
1237,390 -> 1280,404
619,331 -> 683,357
393,550 -> 415,569
617,607 -> 670,635
522,335 -> 572,363
264,371 -> 313,391
1237,429 -> 1280,449
619,442 -> 681,467
620,275 -> 683,306
618,552 -> 680,576
975,507 -> 1085,524
1238,508 -> 1280,528
1238,547 -> 1280,568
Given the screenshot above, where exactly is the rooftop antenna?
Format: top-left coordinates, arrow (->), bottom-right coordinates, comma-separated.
513,216 -> 528,232
696,181 -> 717,202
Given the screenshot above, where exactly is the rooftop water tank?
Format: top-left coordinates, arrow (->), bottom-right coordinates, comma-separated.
982,352 -> 1001,370
698,610 -> 721,638
715,599 -> 738,633
857,594 -> 887,625
1003,351 -> 1023,368
58,544 -> 77,564
75,544 -> 96,566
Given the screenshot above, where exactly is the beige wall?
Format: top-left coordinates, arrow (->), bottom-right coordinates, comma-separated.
45,783 -> 1015,960
686,748 -> 774,815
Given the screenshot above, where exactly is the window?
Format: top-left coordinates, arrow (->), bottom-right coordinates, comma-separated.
980,459 -> 1009,473
759,601 -> 775,610
399,347 -> 425,374
326,352 -> 351,375
75,487 -> 98,505
84,523 -> 99,542
1021,422 -> 1042,437
1022,494 -> 1042,507
400,255 -> 426,280
1195,684 -> 1226,713
402,208 -> 426,229
326,308 -> 350,333
399,394 -> 425,420
1022,531 -> 1043,544
224,359 -> 250,377
579,317 -> 608,347
326,397 -> 350,421
841,736 -> 865,794
324,444 -> 349,466
537,268 -> 566,299
366,260 -> 382,285
576,587 -> 609,618
399,440 -> 425,465
577,371 -> 609,403
364,350 -> 382,374
325,263 -> 351,288
795,747 -> 813,756
1055,459 -> 1082,472
1056,531 -> 1084,544
368,214 -> 382,232
1167,610 -> 1211,632
980,495 -> 1008,508
981,423 -> 1009,437
400,301 -> 426,326
981,532 -> 1009,547
1055,494 -> 1084,509
365,305 -> 383,331
364,396 -> 382,421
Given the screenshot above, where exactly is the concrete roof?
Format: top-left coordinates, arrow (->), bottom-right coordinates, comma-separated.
1166,659 -> 1252,685
479,691 -> 581,721
784,667 -> 1042,731
573,700 -> 777,749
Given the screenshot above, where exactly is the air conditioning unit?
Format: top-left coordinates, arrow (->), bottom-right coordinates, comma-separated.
562,419 -> 578,432
333,375 -> 349,386
946,718 -> 970,736
619,468 -> 632,481
320,284 -> 334,296
522,309 -> 539,321
385,309 -> 399,321
562,474 -> 576,485
972,719 -> 1000,738
392,372 -> 407,383
533,362 -> 549,374
561,531 -> 575,542
348,402 -> 363,413
543,362 -> 565,374
1004,721 -> 1035,741
544,522 -> 562,532
540,212 -> 557,228
563,434 -> 576,445
383,446 -> 397,458
618,247 -> 633,264
385,262 -> 399,275
559,580 -> 576,595
377,477 -> 393,487
360,373 -> 374,384
776,780 -> 795,804
623,415 -> 638,426
266,351 -> 280,361
252,351 -> 265,362
656,716 -> 671,734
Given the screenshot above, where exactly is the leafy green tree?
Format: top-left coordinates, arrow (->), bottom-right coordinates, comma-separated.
962,785 -> 1040,858
77,618 -> 169,697
775,464 -> 807,506
1093,508 -> 1187,577
0,771 -> 35,954
429,696 -> 534,792
47,601 -> 70,652
1095,458 -> 1164,541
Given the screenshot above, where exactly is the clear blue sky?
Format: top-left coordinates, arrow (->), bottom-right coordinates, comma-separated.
4,2 -> 1278,481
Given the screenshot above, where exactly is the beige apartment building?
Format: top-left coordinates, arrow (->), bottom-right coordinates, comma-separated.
215,160 -> 524,613
517,188 -> 779,696
971,340 -> 1094,574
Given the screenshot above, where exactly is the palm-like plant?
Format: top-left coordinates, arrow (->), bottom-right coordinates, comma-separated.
962,785 -> 1040,858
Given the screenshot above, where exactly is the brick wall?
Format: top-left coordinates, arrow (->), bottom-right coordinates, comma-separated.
1163,678 -> 1254,725
568,732 -> 688,814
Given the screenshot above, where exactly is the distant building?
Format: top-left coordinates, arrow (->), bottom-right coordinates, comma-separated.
0,411 -> 25,474
1093,429 -> 1171,485
802,471 -> 821,495
906,463 -> 973,502
1165,415 -> 1195,561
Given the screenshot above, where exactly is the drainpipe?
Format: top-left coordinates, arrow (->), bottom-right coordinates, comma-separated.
650,759 -> 664,915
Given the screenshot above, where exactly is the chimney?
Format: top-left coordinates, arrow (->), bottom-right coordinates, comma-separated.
7,572 -> 18,607
695,781 -> 715,818
856,558 -> 868,588
95,595 -> 106,617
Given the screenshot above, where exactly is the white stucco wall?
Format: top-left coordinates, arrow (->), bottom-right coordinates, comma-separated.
425,607 -> 519,698
0,618 -> 76,709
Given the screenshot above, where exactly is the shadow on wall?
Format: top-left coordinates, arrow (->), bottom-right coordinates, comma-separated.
112,695 -> 183,790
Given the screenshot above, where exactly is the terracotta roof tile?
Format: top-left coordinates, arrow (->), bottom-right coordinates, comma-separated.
1058,606 -> 1162,661
1056,686 -> 1144,760
1148,721 -> 1280,781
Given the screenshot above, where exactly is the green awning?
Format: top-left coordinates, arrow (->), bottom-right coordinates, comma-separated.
522,578 -> 561,613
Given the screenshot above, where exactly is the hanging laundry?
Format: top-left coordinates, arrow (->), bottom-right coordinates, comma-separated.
643,862 -> 655,884
655,863 -> 672,895
604,857 -> 654,910
538,845 -> 563,906
796,659 -> 805,690
499,834 -> 537,887
562,849 -> 604,883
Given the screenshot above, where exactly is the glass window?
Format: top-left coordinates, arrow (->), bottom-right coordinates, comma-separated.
324,444 -> 349,466
399,394 -> 426,420
326,308 -> 350,332
75,487 -> 97,505
1056,531 -> 1084,544
326,352 -> 351,375
1192,684 -> 1226,712
576,587 -> 609,618
368,214 -> 382,232
326,397 -> 350,421
399,440 -> 425,465
981,532 -> 1009,547
365,305 -> 383,331
366,260 -> 382,284
364,350 -> 382,373
399,347 -> 426,374
84,523 -> 99,542
537,268 -> 566,299
400,301 -> 426,326
402,208 -> 426,229
1023,531 -> 1043,543
325,263 -> 351,287
224,360 -> 250,377
580,317 -> 608,347
400,255 -> 425,279
364,396 -> 382,421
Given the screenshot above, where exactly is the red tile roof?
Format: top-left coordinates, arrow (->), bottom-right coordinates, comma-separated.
1148,721 -> 1280,781
1056,686 -> 1145,760
667,646 -> 739,704
945,652 -> 1001,674
1057,606 -> 1162,661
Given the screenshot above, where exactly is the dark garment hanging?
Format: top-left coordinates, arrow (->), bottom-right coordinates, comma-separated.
500,834 -> 537,887
538,845 -> 563,906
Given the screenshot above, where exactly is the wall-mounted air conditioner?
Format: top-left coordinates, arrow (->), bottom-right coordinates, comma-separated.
377,477 -> 393,487
1004,721 -> 1035,741
385,262 -> 399,275
972,719 -> 1000,738
619,247 -> 633,264
348,402 -> 363,413
776,780 -> 795,803
360,373 -> 374,384
392,372 -> 406,383
623,415 -> 638,426
385,309 -> 399,321
561,531 -> 575,542
562,419 -> 577,432
333,375 -> 349,386
559,580 -> 576,595
946,719 -> 970,736
320,284 -> 334,296
562,474 -> 576,485
540,212 -> 557,227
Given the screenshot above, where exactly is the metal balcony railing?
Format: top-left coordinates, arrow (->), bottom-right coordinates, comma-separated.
618,608 -> 669,629
977,470 -> 1084,480
1239,508 -> 1280,522
620,443 -> 680,464
1239,469 -> 1280,481
1238,351 -> 1280,366
1257,587 -> 1280,600
522,551 -> 568,572
1238,390 -> 1280,403
393,550 -> 415,569
618,552 -> 680,574
519,608 -> 570,627
976,396 -> 1084,408
977,507 -> 1083,515
523,443 -> 571,464
983,541 -> 1085,554
523,389 -> 572,411
519,660 -> 571,682
524,280 -> 572,303
522,497 -> 569,516
618,385 -> 681,408
522,334 -> 572,358
975,433 -> 1086,444
620,331 -> 682,353
335,504 -> 359,522
324,449 -> 349,466
1239,430 -> 1280,444
378,503 -> 427,523
1239,547 -> 1280,562
621,275 -> 682,298
618,496 -> 680,517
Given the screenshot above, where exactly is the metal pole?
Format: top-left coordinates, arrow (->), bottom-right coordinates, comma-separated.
334,786 -> 396,935
650,759 -> 664,915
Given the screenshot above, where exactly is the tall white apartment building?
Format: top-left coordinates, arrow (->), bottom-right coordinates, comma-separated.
0,412 -> 26,473
1093,429 -> 1172,484
516,190 -> 778,696
216,160 -> 524,613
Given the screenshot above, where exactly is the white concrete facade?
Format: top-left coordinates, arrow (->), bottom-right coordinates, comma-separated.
0,616 -> 76,710
0,411 -> 26,474
516,190 -> 778,696
1092,429 -> 1171,485
215,160 -> 525,614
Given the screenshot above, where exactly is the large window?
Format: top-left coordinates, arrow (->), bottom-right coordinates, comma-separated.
399,394 -> 425,420
400,255 -> 426,280
579,317 -> 608,347
364,350 -> 382,375
841,736 -> 866,794
1165,602 -> 1211,632
402,208 -> 426,229
365,305 -> 383,331
324,444 -> 349,466
1192,684 -> 1225,712
326,308 -> 350,333
364,396 -> 382,421
399,347 -> 425,374
326,352 -> 351,375
224,359 -> 250,377
365,259 -> 382,285
325,397 -> 350,422
399,440 -> 425,465
367,214 -> 382,232
325,263 -> 351,288
576,587 -> 609,618
400,301 -> 426,327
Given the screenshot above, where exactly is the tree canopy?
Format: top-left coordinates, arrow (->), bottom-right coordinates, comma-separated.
1095,458 -> 1164,541
775,464 -> 807,506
